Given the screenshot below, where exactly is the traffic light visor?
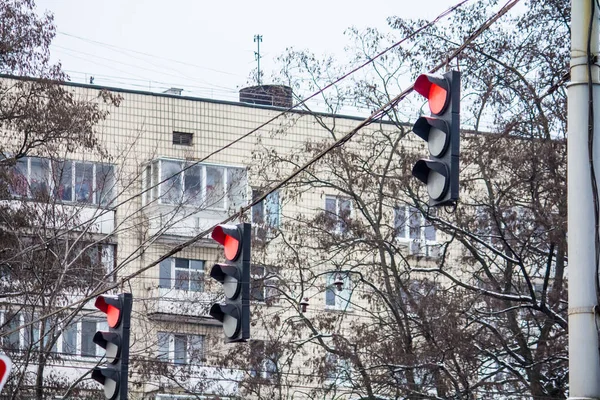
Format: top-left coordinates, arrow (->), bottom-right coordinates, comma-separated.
95,296 -> 122,328
209,303 -> 242,339
93,331 -> 122,364
210,263 -> 242,299
212,225 -> 242,261
414,74 -> 449,115
412,117 -> 450,157
92,368 -> 120,400
412,160 -> 450,201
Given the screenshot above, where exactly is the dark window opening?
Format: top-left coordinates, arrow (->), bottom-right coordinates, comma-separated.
173,131 -> 193,146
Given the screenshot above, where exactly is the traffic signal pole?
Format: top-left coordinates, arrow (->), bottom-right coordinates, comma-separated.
568,0 -> 600,397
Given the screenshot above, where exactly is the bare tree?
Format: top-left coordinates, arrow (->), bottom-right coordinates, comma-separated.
217,1 -> 569,399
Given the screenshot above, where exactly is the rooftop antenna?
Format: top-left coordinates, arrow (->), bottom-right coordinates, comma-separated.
254,34 -> 263,85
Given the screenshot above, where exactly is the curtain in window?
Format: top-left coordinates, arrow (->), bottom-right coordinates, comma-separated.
30,158 -> 49,198
75,162 -> 94,203
206,166 -> 224,208
183,163 -> 202,206
161,160 -> 183,204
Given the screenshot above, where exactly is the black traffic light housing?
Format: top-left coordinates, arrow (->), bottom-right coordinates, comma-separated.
209,223 -> 251,343
91,293 -> 132,400
411,70 -> 460,206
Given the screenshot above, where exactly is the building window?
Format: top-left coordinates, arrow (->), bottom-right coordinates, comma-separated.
62,322 -> 78,355
1,312 -> 53,352
9,157 -> 51,198
143,159 -> 247,210
7,157 -> 115,206
159,257 -> 205,292
2,312 -> 22,351
251,265 -> 277,303
250,340 -> 277,379
252,190 -> 280,227
81,320 -> 97,357
0,313 -> 108,357
55,160 -> 115,206
251,189 -> 280,241
41,318 -> 58,353
23,312 -> 40,349
64,243 -> 116,287
394,206 -> 439,257
325,273 -> 352,311
65,318 -> 107,357
324,352 -> 351,385
80,319 -> 108,357
158,332 -> 204,365
325,196 -> 352,233
172,131 -> 193,146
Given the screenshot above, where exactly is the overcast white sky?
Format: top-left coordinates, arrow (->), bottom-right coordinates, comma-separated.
35,0 -> 459,105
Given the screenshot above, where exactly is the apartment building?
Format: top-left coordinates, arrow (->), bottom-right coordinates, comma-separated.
0,77 -> 537,400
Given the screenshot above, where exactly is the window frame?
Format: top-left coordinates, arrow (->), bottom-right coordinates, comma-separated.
143,159 -> 246,210
7,156 -> 115,207
0,312 -> 107,357
324,272 -> 352,311
250,265 -> 278,303
324,352 -> 352,386
250,340 -> 277,379
394,205 -> 439,257
251,189 -> 281,229
157,332 -> 204,365
172,131 -> 193,146
324,195 -> 353,233
159,257 -> 205,292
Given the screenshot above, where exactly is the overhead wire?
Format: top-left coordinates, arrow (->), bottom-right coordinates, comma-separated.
62,70 -> 240,97
0,0 -> 523,351
57,31 -> 246,78
0,0 -> 475,275
51,44 -> 232,91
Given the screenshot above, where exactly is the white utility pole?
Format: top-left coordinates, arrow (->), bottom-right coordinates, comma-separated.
568,0 -> 600,398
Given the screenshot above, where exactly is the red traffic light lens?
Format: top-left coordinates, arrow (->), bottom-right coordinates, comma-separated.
223,234 -> 240,261
95,296 -> 123,328
106,304 -> 121,328
428,84 -> 447,115
414,74 -> 450,115
212,225 -> 242,261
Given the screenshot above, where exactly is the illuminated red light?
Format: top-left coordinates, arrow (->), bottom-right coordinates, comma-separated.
211,225 -> 242,261
223,234 -> 240,261
428,84 -> 447,115
414,74 -> 449,115
95,296 -> 122,328
106,305 -> 121,328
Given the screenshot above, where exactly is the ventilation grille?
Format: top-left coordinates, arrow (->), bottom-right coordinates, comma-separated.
173,131 -> 193,146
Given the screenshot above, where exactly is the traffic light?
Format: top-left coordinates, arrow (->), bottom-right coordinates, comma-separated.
411,70 -> 460,206
209,222 -> 251,343
91,293 -> 132,400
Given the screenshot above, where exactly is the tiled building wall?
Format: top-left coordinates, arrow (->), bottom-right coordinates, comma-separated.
2,78 -> 444,398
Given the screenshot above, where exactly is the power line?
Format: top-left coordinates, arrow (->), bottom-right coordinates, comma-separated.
63,70 -> 240,96
56,31 -> 245,78
1,0 -> 518,341
51,44 -> 234,91
0,0 -> 475,275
